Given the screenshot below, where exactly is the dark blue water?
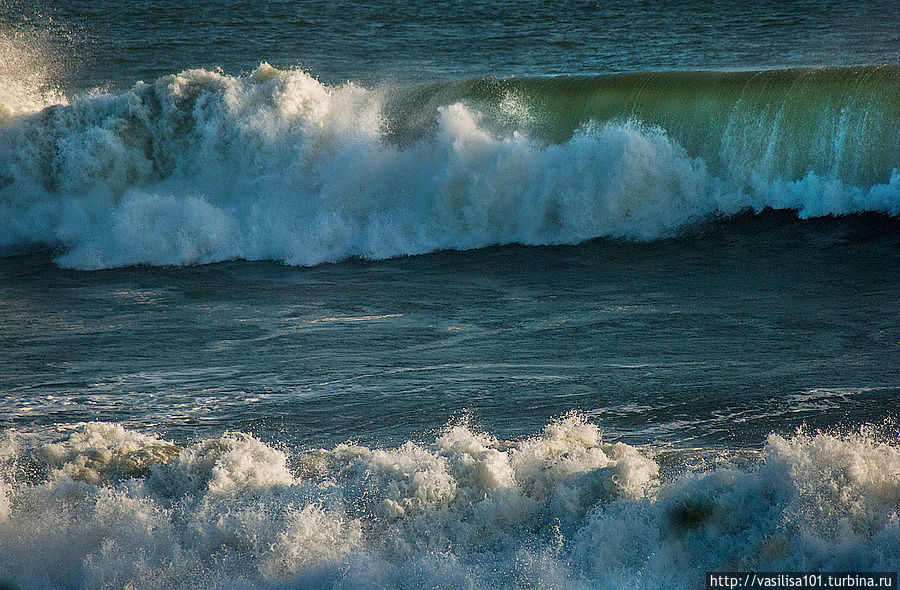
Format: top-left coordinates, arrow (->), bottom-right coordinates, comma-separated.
5,0 -> 900,91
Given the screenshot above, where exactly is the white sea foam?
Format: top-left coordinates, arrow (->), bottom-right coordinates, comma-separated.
0,65 -> 896,269
38,422 -> 179,484
0,416 -> 897,589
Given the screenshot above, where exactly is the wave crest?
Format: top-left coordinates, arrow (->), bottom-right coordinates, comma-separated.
0,65 -> 897,269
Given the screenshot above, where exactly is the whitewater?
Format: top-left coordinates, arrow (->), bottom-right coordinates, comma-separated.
1,64 -> 897,269
1,418 -> 898,589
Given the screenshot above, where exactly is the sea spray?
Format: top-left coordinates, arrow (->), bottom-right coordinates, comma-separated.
0,26 -> 68,125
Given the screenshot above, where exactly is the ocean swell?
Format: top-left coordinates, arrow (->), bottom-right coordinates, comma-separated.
0,64 -> 897,269
0,417 -> 897,589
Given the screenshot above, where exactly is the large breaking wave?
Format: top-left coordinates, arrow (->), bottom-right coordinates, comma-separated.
1,416 -> 897,589
0,64 -> 897,269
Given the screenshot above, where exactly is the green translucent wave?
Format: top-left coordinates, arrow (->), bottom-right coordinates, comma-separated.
386,66 -> 899,187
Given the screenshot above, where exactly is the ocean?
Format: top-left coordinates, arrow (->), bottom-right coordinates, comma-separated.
0,1 -> 898,588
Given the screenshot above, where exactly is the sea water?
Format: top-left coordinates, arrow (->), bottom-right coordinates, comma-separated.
0,1 -> 898,588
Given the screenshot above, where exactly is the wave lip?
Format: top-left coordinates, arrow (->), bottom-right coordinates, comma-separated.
0,64 -> 898,269
1,417 -> 898,589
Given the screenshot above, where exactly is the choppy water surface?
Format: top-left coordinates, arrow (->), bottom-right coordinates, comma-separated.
2,213 -> 899,449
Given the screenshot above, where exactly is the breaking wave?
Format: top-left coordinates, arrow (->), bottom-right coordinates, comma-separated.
0,416 -> 897,589
0,64 -> 897,269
